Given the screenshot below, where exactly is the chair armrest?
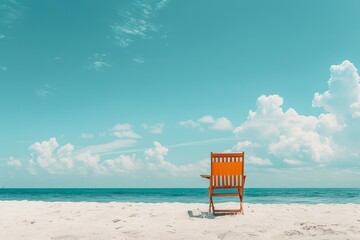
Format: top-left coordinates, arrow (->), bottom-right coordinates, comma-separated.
200,174 -> 211,179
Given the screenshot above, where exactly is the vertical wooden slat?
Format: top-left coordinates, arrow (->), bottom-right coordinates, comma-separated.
221,157 -> 225,186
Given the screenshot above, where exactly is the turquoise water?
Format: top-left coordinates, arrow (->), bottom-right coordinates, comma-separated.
0,188 -> 359,204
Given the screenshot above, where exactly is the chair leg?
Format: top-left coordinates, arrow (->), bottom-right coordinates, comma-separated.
238,189 -> 244,215
209,189 -> 215,213
208,188 -> 212,213
211,195 -> 215,213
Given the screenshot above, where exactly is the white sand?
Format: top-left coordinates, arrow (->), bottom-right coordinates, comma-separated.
1,201 -> 360,240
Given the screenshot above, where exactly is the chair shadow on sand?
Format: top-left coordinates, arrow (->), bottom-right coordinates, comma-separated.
187,210 -> 216,219
187,209 -> 239,219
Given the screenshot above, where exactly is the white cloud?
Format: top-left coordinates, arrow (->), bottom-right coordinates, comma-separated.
0,34 -> 6,39
178,120 -> 202,130
179,115 -> 233,131
111,0 -> 169,47
198,115 -> 233,130
81,133 -> 94,139
0,0 -> 23,27
233,94 -> 338,163
233,60 -> 360,168
111,123 -> 141,138
313,60 -> 360,119
35,88 -> 51,97
29,138 -> 74,173
93,61 -> 111,70
247,156 -> 272,166
167,138 -> 234,148
198,115 -> 214,123
57,143 -> 75,169
233,140 -> 257,151
7,156 -> 21,167
132,57 -> 144,64
74,150 -> 108,175
35,84 -> 57,97
86,53 -> 111,70
104,154 -> 141,173
145,141 -> 168,161
1,66 -> 7,71
27,137 -> 137,175
144,141 -> 206,176
283,159 -> 303,165
156,0 -> 169,9
141,123 -> 164,134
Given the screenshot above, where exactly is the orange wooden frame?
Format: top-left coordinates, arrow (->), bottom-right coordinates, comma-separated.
201,152 -> 246,214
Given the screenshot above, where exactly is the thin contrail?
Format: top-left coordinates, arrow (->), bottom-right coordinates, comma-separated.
99,137 -> 236,156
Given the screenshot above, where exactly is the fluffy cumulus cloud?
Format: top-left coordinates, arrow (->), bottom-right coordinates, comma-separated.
233,95 -> 338,164
233,60 -> 360,167
28,138 -> 141,175
104,155 -> 142,173
74,150 -> 108,175
26,138 -> 205,176
144,141 -> 207,175
179,115 -> 233,131
29,138 -> 75,173
145,141 -> 168,161
313,60 -> 360,119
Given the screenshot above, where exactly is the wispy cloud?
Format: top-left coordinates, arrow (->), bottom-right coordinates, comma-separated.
35,84 -> 57,97
132,57 -> 144,64
99,138 -> 235,156
111,123 -> 142,139
141,123 -> 164,134
85,53 -> 111,70
7,156 -> 22,168
80,133 -> 94,139
167,138 -> 235,149
178,120 -> 202,131
111,0 -> 170,47
179,115 -> 233,131
0,0 -> 23,27
1,65 -> 7,71
82,139 -> 137,155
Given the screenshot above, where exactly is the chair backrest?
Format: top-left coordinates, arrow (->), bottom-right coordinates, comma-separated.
210,152 -> 245,188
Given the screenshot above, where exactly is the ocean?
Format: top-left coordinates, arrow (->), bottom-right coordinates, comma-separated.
1,188 -> 359,204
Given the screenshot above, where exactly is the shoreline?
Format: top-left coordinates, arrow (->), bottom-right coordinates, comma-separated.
1,201 -> 360,239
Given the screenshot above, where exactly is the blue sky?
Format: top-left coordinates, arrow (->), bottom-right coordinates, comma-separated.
1,0 -> 360,188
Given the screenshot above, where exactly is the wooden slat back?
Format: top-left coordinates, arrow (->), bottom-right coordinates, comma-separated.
211,152 -> 244,188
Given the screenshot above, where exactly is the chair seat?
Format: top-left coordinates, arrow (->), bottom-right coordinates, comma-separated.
214,209 -> 242,213
212,186 -> 242,189
212,193 -> 240,197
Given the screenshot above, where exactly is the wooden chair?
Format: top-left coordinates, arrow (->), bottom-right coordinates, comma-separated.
201,152 -> 246,214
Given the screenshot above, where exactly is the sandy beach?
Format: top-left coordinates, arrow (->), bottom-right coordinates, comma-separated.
1,201 -> 359,240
